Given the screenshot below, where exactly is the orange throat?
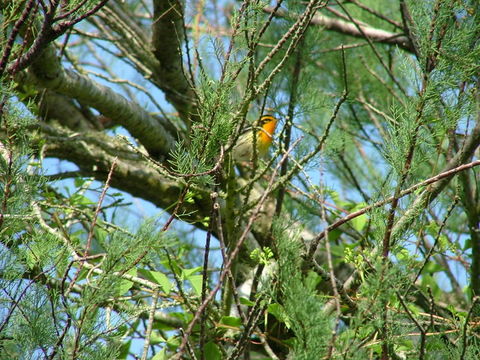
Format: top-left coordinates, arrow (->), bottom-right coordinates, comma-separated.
259,119 -> 277,145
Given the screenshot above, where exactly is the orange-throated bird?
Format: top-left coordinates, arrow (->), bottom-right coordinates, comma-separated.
232,115 -> 278,163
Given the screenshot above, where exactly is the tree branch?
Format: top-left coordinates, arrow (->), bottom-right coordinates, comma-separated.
263,6 -> 414,53
151,0 -> 195,121
22,44 -> 175,157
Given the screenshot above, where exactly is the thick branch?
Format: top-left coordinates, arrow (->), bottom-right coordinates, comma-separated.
39,125 -> 206,220
23,44 -> 175,157
264,6 -> 414,53
151,0 -> 195,121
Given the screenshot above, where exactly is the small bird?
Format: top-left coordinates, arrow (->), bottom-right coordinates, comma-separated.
232,115 -> 278,163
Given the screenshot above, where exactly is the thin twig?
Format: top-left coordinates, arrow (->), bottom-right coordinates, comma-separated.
275,39 -> 303,216
348,0 -> 403,29
311,159 -> 480,248
141,289 -> 160,360
199,191 -> 218,360
408,197 -> 459,293
396,291 -> 426,360
460,296 -> 479,360
65,158 -> 117,295
323,45 -> 348,359
0,0 -> 36,76
263,5 -> 413,52
334,0 -> 407,96
173,138 -> 302,359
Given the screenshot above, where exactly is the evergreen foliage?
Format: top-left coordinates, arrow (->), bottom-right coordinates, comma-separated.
1,0 -> 480,359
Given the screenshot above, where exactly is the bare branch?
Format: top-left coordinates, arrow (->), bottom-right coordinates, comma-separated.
263,6 -> 414,53
21,44 -> 175,156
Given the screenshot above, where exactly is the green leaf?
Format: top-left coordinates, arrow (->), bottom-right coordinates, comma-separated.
396,248 -> 411,262
268,303 -> 292,328
185,190 -> 196,203
407,304 -> 420,317
70,193 -> 95,206
204,342 -> 221,360
420,275 -> 440,296
162,258 -> 182,274
166,335 -> 181,350
74,177 -> 87,187
425,221 -> 440,237
327,189 -> 348,209
239,297 -> 255,306
138,269 -> 173,294
116,340 -> 131,359
219,316 -> 242,328
170,311 -> 193,323
423,261 -> 444,274
116,268 -> 137,296
327,229 -> 342,242
250,247 -> 274,265
187,274 -> 203,296
350,203 -> 368,231
304,270 -> 321,291
151,348 -> 167,360
182,266 -> 202,278
437,234 -> 449,252
268,303 -> 283,319
149,331 -> 165,345
201,216 -> 210,227
331,243 -> 346,257
76,267 -> 90,282
94,227 -> 108,244
394,339 -> 415,354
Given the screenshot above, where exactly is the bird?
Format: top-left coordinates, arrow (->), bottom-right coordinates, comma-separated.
232,115 -> 278,163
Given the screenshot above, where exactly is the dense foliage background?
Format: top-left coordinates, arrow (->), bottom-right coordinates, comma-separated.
1,0 -> 480,359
